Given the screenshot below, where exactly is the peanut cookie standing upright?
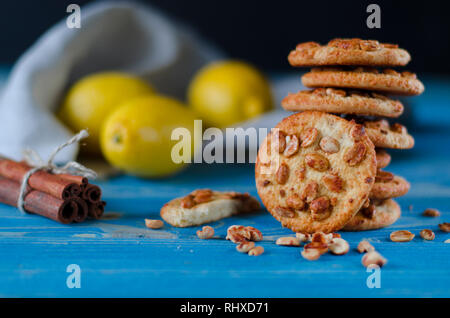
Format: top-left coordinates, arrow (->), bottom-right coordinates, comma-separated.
255,111 -> 376,233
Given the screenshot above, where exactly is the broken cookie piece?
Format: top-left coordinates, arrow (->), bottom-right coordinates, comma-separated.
160,189 -> 260,227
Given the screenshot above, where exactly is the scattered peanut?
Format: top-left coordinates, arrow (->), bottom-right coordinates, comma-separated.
357,240 -> 375,253
276,237 -> 301,247
145,219 -> 164,229
295,233 -> 311,242
248,246 -> 264,256
423,208 -> 440,217
236,241 -> 255,253
304,242 -> 328,255
439,223 -> 450,233
247,226 -> 263,241
444,239 -> 450,243
196,226 -> 214,239
226,225 -> 251,243
390,230 -> 415,242
311,232 -> 329,244
226,225 -> 263,243
301,248 -> 321,261
419,229 -> 435,241
328,238 -> 350,255
362,251 -> 387,268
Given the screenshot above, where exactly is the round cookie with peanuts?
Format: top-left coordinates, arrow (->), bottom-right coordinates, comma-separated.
343,199 -> 401,231
288,39 -> 411,67
255,111 -> 377,234
160,189 -> 260,227
302,67 -> 424,96
282,88 -> 404,118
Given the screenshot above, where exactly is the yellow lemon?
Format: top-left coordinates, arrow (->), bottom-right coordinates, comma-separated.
188,60 -> 273,128
58,72 -> 155,154
100,95 -> 197,178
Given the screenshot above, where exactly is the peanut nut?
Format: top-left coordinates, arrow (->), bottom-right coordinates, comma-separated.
301,181 -> 318,203
344,141 -> 366,166
181,195 -> 196,208
276,237 -> 301,247
193,189 -> 213,204
310,196 -> 331,221
420,229 -> 435,241
247,226 -> 263,241
305,153 -> 329,171
226,225 -> 251,243
286,194 -> 306,211
439,223 -> 450,232
301,128 -> 319,148
284,135 -> 299,157
304,242 -> 328,255
276,163 -> 290,184
295,233 -> 311,242
145,219 -> 164,229
328,238 -> 350,255
274,206 -> 295,218
362,251 -> 387,268
196,226 -> 215,239
390,230 -> 415,242
301,248 -> 321,261
357,240 -> 375,253
236,241 -> 255,253
248,246 -> 264,256
319,136 -> 340,153
322,174 -> 343,193
350,124 -> 365,141
423,208 -> 440,217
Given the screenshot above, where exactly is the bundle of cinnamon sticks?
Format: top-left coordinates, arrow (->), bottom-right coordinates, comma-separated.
0,158 -> 106,224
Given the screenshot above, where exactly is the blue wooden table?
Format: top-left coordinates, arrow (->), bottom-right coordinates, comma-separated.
0,70 -> 449,298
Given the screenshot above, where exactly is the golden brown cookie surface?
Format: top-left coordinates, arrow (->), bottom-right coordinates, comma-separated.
255,111 -> 377,234
343,199 -> 401,231
288,39 -> 411,67
370,170 -> 410,199
281,88 -> 403,118
364,119 -> 414,149
376,149 -> 391,169
302,67 -> 424,96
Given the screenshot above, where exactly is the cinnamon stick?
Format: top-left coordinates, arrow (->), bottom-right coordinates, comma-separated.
0,159 -> 81,199
57,174 -> 88,189
88,200 -> 106,219
72,197 -> 89,223
82,184 -> 102,203
0,176 -> 78,224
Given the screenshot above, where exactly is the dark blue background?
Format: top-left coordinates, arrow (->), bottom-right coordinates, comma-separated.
2,0 -> 450,73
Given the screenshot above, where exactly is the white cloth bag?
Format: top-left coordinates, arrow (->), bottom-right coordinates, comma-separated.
0,1 -> 222,163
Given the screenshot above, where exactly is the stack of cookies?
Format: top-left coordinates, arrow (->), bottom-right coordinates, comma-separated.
255,38 -> 424,234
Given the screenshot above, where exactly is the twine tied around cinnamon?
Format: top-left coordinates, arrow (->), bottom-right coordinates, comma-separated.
17,130 -> 97,213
